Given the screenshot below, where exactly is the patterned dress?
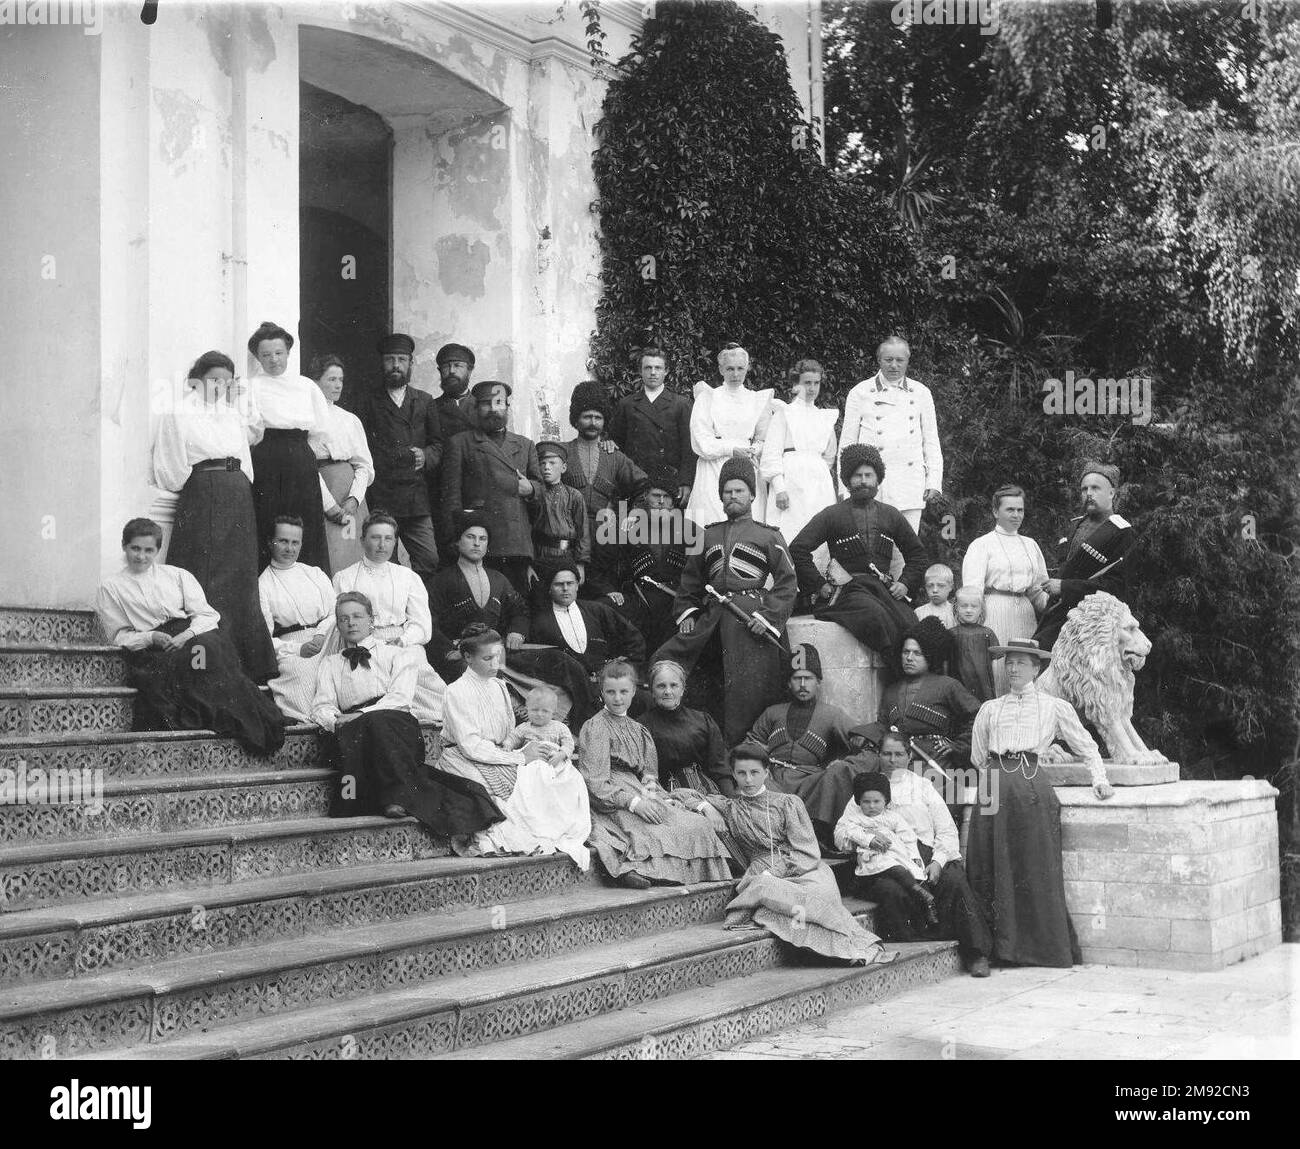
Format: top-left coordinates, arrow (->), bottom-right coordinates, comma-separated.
577,708 -> 730,885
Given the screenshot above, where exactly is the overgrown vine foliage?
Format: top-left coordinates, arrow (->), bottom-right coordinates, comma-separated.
588,0 -> 919,402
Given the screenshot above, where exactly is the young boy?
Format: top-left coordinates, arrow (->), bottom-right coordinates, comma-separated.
834,772 -> 938,926
507,684 -> 576,765
531,442 -> 591,607
950,585 -> 998,702
914,563 -> 956,628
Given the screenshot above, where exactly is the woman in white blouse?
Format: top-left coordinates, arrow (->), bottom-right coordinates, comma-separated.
308,354 -> 374,572
152,350 -> 276,682
439,623 -> 591,868
247,321 -> 332,575
685,343 -> 775,527
961,484 -> 1050,693
96,517 -> 285,755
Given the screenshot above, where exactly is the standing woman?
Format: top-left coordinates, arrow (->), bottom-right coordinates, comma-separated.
96,518 -> 285,755
968,639 -> 1113,967
685,343 -> 774,527
152,350 -> 276,682
759,358 -> 837,550
247,320 -> 332,574
308,353 -> 374,573
961,484 -> 1049,693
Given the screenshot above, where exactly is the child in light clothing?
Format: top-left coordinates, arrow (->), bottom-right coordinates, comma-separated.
950,586 -> 998,702
914,563 -> 955,628
834,772 -> 938,926
507,686 -> 576,765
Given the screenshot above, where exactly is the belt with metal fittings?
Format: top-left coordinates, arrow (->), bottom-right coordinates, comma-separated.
193,457 -> 242,472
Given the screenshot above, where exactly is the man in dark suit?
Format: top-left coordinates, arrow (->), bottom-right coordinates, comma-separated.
434,342 -> 477,444
356,332 -> 443,577
440,380 -> 540,595
607,346 -> 696,508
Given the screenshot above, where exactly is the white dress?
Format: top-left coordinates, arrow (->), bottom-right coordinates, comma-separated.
686,384 -> 775,527
259,562 -> 336,722
759,400 -> 837,543
961,528 -> 1050,693
439,672 -> 591,868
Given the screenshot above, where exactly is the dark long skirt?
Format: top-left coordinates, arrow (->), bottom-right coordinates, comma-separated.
330,708 -> 503,838
967,757 -> 1080,967
124,620 -> 285,755
814,576 -> 917,654
167,467 -> 277,682
251,428 -> 330,574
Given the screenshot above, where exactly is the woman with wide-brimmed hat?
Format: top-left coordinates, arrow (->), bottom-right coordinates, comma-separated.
967,637 -> 1114,968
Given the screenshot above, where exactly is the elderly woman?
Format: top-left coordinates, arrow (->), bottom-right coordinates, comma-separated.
759,358 -> 838,551
96,518 -> 285,754
577,659 -> 730,889
308,353 -> 374,572
685,343 -> 774,527
961,483 -> 1050,693
247,320 -> 332,574
638,659 -> 730,794
311,592 -> 501,837
438,623 -> 591,867
969,639 -> 1114,967
152,350 -> 276,682
677,746 -> 892,964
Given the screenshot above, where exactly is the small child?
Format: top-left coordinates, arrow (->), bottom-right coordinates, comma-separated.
914,563 -> 955,628
531,442 -> 592,607
950,585 -> 998,702
834,772 -> 938,927
507,685 -> 576,766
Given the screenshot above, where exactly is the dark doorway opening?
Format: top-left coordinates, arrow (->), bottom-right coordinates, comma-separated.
299,81 -> 391,411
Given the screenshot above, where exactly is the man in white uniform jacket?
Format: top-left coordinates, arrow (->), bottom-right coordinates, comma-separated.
838,336 -> 943,535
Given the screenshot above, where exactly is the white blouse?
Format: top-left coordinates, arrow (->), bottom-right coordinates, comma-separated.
962,528 -> 1050,608
309,403 -> 374,506
970,683 -> 1105,786
258,562 -> 336,654
441,672 -> 526,767
96,564 -> 220,651
552,602 -> 589,653
758,401 -> 837,492
332,559 -> 432,647
690,385 -> 775,461
253,371 -> 331,432
310,636 -> 419,732
152,393 -> 261,492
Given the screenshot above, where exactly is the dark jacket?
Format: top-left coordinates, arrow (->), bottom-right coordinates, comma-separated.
427,563 -> 529,668
789,498 -> 927,597
608,388 -> 697,490
529,600 -> 647,673
357,385 -> 444,518
440,428 -> 541,558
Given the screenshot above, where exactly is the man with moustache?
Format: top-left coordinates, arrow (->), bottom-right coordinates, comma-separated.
653,458 -> 798,744
434,343 -> 477,444
789,444 -> 925,655
607,346 -> 696,508
1033,461 -> 1135,650
440,380 -> 541,596
356,332 -> 443,578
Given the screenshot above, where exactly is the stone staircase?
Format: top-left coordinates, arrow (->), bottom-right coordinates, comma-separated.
0,605 -> 959,1060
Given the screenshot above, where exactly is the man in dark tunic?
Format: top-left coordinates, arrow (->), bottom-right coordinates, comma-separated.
1033,460 -> 1135,649
356,332 -> 444,578
789,443 -> 925,655
744,643 -> 877,845
563,380 -> 649,600
653,458 -> 799,745
619,464 -> 689,654
440,380 -> 540,596
607,346 -> 696,507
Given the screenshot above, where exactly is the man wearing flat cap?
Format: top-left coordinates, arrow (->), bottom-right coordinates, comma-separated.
440,379 -> 541,595
356,332 -> 444,578
434,343 -> 477,444
1033,460 -> 1135,649
563,380 -> 650,601
788,444 -> 925,655
653,457 -> 798,745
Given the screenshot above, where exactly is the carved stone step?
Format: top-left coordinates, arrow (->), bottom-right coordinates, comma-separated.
0,725 -> 441,781
0,688 -> 136,737
0,815 -> 448,913
1,882 -> 736,1058
0,770 -> 337,847
0,609 -> 101,647
0,854 -> 594,988
0,646 -> 127,688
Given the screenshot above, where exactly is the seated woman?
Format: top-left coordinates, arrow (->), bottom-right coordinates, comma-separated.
969,638 -> 1113,968
639,659 -> 731,794
311,592 -> 502,838
438,623 -> 591,868
95,517 -> 285,755
576,659 -> 730,890
676,746 -> 892,965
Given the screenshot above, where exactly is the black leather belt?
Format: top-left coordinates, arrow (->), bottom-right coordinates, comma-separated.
194,457 -> 242,472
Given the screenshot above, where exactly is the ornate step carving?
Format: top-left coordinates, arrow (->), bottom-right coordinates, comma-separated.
0,689 -> 135,737
0,609 -> 101,647
0,646 -> 127,688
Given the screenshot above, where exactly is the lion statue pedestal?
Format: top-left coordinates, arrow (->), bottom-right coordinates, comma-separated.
1033,592 -> 1281,970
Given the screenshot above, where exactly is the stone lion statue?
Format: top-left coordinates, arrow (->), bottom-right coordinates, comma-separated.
1037,591 -> 1169,765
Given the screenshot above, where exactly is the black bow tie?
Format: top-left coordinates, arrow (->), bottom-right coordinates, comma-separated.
341,647 -> 372,670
